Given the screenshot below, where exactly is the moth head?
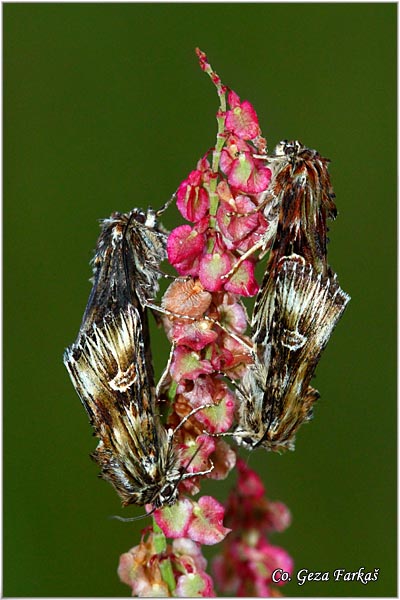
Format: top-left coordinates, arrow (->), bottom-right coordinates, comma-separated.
130,208 -> 147,224
232,428 -> 259,451
274,140 -> 303,157
153,480 -> 180,508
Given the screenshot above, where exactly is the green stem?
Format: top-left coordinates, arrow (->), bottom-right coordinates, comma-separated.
153,519 -> 176,594
167,380 -> 178,403
201,55 -> 227,217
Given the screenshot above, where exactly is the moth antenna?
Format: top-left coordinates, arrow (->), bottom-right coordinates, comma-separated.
110,510 -> 152,523
155,191 -> 177,217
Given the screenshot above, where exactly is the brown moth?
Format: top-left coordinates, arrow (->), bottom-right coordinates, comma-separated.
64,202 -> 214,509
234,256 -> 350,452
64,305 -> 210,508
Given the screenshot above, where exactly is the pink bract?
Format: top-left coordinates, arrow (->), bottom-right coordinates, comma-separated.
170,346 -> 214,381
225,92 -> 261,140
187,496 -> 231,545
177,169 -> 210,223
167,225 -> 206,275
198,251 -> 232,292
171,320 -> 219,351
223,259 -> 259,297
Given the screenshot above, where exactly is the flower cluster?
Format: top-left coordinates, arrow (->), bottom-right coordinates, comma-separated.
167,78 -> 272,296
212,459 -> 293,596
156,47 -> 276,505
153,49 -> 277,515
118,525 -> 216,597
119,49 -> 293,597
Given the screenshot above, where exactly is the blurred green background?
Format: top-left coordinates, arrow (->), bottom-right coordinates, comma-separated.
4,3 -> 396,597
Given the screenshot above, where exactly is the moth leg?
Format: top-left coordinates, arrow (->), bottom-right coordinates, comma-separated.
155,342 -> 176,397
170,403 -> 216,436
220,238 -> 264,281
145,300 -> 254,356
202,429 -> 234,439
180,459 -> 215,480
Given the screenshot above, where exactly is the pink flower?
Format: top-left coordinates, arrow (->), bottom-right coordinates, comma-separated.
171,320 -> 219,351
208,439 -> 237,481
225,91 -> 261,140
167,225 -> 206,276
170,346 -> 213,381
227,153 -> 272,194
220,135 -> 272,194
235,459 -> 264,499
118,528 -> 217,597
223,259 -> 259,297
118,529 -> 170,597
217,194 -> 259,244
182,377 -> 236,434
211,459 -> 293,596
215,292 -> 248,333
162,278 -> 212,320
173,539 -> 216,597
198,250 -> 232,292
178,433 -> 216,476
121,48 -> 295,598
174,572 -> 215,597
177,170 -> 210,223
154,496 -> 231,545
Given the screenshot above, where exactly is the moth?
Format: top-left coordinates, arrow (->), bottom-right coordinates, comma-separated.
223,139 -> 337,282
64,201 -> 210,508
262,139 -> 337,276
79,206 -> 168,336
233,256 -> 350,452
64,304 -> 210,508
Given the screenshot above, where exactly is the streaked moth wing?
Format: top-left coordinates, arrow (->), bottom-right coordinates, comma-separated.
64,305 -> 180,507
266,141 -> 337,276
80,208 -> 168,335
235,257 -> 350,451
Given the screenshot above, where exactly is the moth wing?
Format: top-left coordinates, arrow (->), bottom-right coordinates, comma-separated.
79,210 -> 168,334
274,258 -> 350,360
65,305 -> 150,422
64,305 -> 171,505
254,257 -> 349,450
267,145 -> 337,276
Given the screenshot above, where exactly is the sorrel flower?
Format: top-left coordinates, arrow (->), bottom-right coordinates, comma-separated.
119,49 -> 292,597
212,459 -> 293,597
118,525 -> 216,597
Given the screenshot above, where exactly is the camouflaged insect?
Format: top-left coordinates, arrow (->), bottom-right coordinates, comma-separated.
64,203 -> 213,508
234,256 -> 350,452
64,305 -> 187,507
